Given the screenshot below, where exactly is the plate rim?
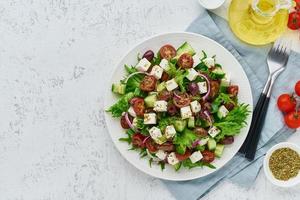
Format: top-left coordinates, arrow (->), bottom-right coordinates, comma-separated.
104,31 -> 253,181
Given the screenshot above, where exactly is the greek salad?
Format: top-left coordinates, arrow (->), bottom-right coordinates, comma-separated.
107,42 -> 250,171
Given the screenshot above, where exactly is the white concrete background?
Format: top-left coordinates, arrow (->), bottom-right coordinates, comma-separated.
0,0 -> 299,199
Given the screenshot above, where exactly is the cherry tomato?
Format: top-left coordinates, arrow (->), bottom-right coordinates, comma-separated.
130,97 -> 142,105
178,53 -> 194,69
209,81 -> 221,99
227,85 -> 238,97
158,90 -> 173,101
173,92 -> 191,108
159,44 -> 176,60
193,127 -> 208,137
132,133 -> 146,148
277,94 -> 296,113
287,11 -> 300,30
145,138 -> 158,153
201,150 -> 215,163
156,142 -> 175,152
167,103 -> 178,116
142,50 -> 154,62
296,0 -> 300,11
140,75 -> 157,92
161,72 -> 170,82
132,98 -> 145,117
295,81 -> 300,96
176,150 -> 191,161
220,136 -> 234,145
120,115 -> 132,129
284,111 -> 300,129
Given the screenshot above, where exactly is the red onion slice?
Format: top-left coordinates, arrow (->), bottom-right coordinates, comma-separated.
204,110 -> 213,128
173,91 -> 182,100
192,139 -> 200,148
125,72 -> 149,83
197,73 -> 211,100
142,136 -> 151,144
125,112 -> 135,130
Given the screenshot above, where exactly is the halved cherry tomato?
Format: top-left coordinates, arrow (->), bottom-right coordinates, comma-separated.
176,150 -> 191,161
295,81 -> 300,96
158,90 -> 173,101
130,97 -> 142,105
145,138 -> 158,153
132,133 -> 146,148
132,98 -> 145,117
296,0 -> 300,11
156,142 -> 175,152
178,53 -> 193,69
209,81 -> 221,99
173,92 -> 191,108
167,103 -> 178,116
201,150 -> 215,163
161,72 -> 170,82
159,45 -> 176,60
284,111 -> 300,129
227,85 -> 238,97
277,94 -> 296,113
287,11 -> 300,30
120,115 -> 132,129
140,75 -> 157,92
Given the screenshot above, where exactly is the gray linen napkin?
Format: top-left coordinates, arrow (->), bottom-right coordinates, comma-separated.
163,10 -> 299,200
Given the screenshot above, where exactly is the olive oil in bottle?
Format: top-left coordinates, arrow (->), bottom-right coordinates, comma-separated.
229,0 -> 290,45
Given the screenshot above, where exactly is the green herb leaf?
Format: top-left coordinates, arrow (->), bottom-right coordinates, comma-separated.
173,129 -> 197,154
106,92 -> 134,117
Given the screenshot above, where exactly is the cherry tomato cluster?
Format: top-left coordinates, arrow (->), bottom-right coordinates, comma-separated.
277,81 -> 300,129
287,0 -> 300,30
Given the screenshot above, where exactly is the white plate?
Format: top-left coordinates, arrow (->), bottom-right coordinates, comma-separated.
104,32 -> 253,181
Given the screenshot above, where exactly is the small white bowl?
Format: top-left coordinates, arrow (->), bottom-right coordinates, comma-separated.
263,142 -> 300,187
198,0 -> 226,10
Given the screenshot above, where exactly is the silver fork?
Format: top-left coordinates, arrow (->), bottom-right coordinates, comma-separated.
239,39 -> 291,160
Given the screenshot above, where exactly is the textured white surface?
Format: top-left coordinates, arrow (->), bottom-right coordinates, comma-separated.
0,0 -> 299,199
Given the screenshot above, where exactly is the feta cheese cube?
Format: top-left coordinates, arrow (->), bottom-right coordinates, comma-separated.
208,126 -> 221,138
136,58 -> 151,72
144,113 -> 157,125
186,68 -> 198,81
193,53 -> 201,67
150,65 -> 164,79
128,106 -> 136,117
155,150 -> 167,160
153,100 -> 168,112
165,125 -> 176,139
189,151 -> 203,163
221,73 -> 231,87
167,152 -> 179,165
190,100 -> 201,113
199,137 -> 209,146
166,78 -> 178,91
197,81 -> 208,94
218,105 -> 229,118
149,127 -> 162,140
159,59 -> 169,70
203,57 -> 215,68
180,106 -> 192,119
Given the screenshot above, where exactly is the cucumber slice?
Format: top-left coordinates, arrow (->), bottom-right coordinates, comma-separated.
187,117 -> 195,128
207,138 -> 217,151
112,83 -> 126,94
174,120 -> 187,132
157,82 -> 166,92
175,42 -> 196,59
215,144 -> 225,158
144,94 -> 157,107
211,67 -> 225,79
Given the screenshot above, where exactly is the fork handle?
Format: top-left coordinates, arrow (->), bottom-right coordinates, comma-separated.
245,94 -> 270,160
238,92 -> 268,154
